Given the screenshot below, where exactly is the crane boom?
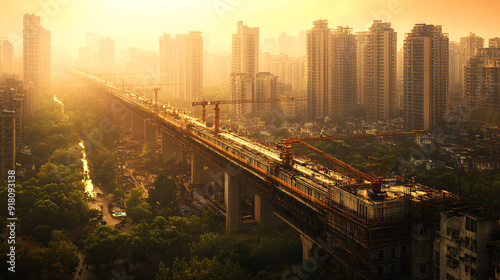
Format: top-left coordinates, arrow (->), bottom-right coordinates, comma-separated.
285,130 -> 424,144
367,156 -> 387,178
296,140 -> 372,182
279,130 -> 424,194
192,97 -> 302,106
280,130 -> 424,167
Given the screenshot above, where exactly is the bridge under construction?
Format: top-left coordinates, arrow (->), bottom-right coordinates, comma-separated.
74,69 -> 460,280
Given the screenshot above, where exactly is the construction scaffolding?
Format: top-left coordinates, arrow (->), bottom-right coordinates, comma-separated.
85,69 -> 467,280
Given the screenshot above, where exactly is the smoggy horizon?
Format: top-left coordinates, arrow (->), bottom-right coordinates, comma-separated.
1,0 -> 499,60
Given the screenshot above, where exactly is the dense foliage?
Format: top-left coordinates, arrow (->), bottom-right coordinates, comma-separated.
6,78 -> 498,280
297,138 -> 416,176
0,82 -> 119,279
415,170 -> 500,209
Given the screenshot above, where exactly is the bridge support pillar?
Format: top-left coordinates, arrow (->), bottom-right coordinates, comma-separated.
254,194 -> 275,222
300,234 -> 314,261
122,109 -> 131,134
144,120 -> 157,147
111,102 -> 130,135
225,172 -> 241,233
131,112 -> 144,140
191,153 -> 217,186
161,131 -> 184,164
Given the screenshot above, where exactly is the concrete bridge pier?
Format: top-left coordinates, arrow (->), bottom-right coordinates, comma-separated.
300,234 -> 315,261
122,110 -> 131,134
191,153 -> 218,186
131,112 -> 144,140
111,103 -> 131,134
161,131 -> 184,164
254,194 -> 276,222
144,120 -> 157,147
225,172 -> 241,233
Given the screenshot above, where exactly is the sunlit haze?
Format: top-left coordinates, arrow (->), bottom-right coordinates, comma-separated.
2,1 -> 500,279
1,0 -> 499,57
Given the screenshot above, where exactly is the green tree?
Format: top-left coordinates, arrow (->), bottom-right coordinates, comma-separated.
87,146 -> 117,189
126,187 -> 143,210
84,226 -> 129,268
158,256 -> 245,280
129,216 -> 196,262
113,186 -> 126,200
128,201 -> 153,222
148,174 -> 178,209
189,232 -> 237,262
45,231 -> 78,277
0,232 -> 78,280
141,143 -> 161,168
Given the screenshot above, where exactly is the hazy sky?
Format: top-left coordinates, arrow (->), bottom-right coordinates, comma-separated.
1,0 -> 499,57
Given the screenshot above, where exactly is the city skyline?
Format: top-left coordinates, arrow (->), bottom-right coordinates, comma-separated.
1,2 -> 500,280
1,0 -> 500,58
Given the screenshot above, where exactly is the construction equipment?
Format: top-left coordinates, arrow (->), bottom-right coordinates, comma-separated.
192,97 -> 305,134
279,130 -> 424,194
152,87 -> 161,110
366,156 -> 387,193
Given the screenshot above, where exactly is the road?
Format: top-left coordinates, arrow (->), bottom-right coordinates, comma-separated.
88,187 -> 121,229
73,251 -> 94,280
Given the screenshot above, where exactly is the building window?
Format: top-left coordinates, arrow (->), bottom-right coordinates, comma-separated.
447,226 -> 452,235
391,248 -> 396,258
446,256 -> 457,268
378,250 -> 384,260
402,246 -> 407,257
466,217 -> 477,233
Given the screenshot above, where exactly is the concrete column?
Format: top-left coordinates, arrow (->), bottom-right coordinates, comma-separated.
112,103 -> 130,134
300,234 -> 314,261
144,120 -> 157,147
131,112 -> 144,140
225,172 -> 241,233
254,194 -> 275,222
112,105 -> 122,130
191,153 -> 216,185
161,131 -> 184,164
122,109 -> 131,134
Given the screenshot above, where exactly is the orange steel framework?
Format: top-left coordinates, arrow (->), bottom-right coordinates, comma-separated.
192,97 -> 305,134
279,130 -> 424,193
95,77 -> 451,280
366,156 -> 387,192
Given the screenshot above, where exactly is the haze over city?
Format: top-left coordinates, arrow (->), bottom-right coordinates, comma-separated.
1,0 -> 500,56
1,1 -> 500,280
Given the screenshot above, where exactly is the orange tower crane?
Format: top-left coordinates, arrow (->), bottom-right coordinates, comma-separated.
279,130 -> 424,193
192,97 -> 305,134
366,156 -> 387,192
